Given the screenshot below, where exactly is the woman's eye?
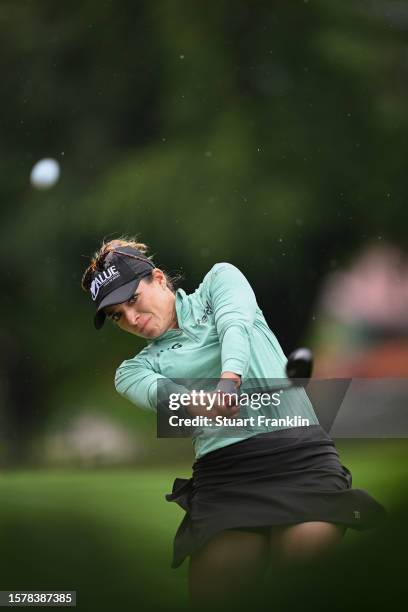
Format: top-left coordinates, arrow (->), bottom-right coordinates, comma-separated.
111,313 -> 121,322
128,293 -> 138,304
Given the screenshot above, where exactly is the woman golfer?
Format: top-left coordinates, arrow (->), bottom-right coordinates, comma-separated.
82,237 -> 385,601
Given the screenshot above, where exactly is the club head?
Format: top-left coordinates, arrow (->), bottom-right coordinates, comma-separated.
286,347 -> 313,382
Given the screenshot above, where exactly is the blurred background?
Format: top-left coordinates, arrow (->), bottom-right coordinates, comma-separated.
1,1 -> 408,609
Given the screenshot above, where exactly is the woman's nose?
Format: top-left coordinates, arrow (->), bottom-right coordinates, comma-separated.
123,306 -> 139,326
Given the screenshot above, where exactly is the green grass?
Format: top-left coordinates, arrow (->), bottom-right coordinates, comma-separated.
336,439 -> 408,505
0,468 -> 190,610
0,440 -> 407,611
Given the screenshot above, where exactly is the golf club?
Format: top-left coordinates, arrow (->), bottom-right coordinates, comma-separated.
285,347 -> 314,382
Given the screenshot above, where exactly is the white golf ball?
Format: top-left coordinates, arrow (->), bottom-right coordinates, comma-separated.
30,158 -> 60,190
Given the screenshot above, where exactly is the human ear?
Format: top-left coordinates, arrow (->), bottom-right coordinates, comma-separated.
152,268 -> 166,286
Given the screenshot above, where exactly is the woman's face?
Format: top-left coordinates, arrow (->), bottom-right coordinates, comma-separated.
104,269 -> 177,339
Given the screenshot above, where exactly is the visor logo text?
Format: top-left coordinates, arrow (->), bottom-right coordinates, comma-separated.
91,265 -> 120,301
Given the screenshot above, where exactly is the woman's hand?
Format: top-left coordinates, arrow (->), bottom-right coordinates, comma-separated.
186,392 -> 239,419
220,371 -> 242,388
185,373 -> 241,419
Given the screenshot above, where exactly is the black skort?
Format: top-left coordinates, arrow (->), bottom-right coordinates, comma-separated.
166,425 -> 387,568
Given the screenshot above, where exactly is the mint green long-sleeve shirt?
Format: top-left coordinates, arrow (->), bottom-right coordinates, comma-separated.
115,263 -> 318,458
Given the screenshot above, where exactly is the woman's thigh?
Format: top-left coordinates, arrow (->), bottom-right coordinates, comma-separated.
269,521 -> 347,563
188,528 -> 269,602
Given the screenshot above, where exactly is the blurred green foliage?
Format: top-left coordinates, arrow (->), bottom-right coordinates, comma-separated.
1,0 -> 408,462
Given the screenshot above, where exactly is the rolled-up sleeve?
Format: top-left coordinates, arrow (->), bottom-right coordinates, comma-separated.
207,263 -> 257,378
